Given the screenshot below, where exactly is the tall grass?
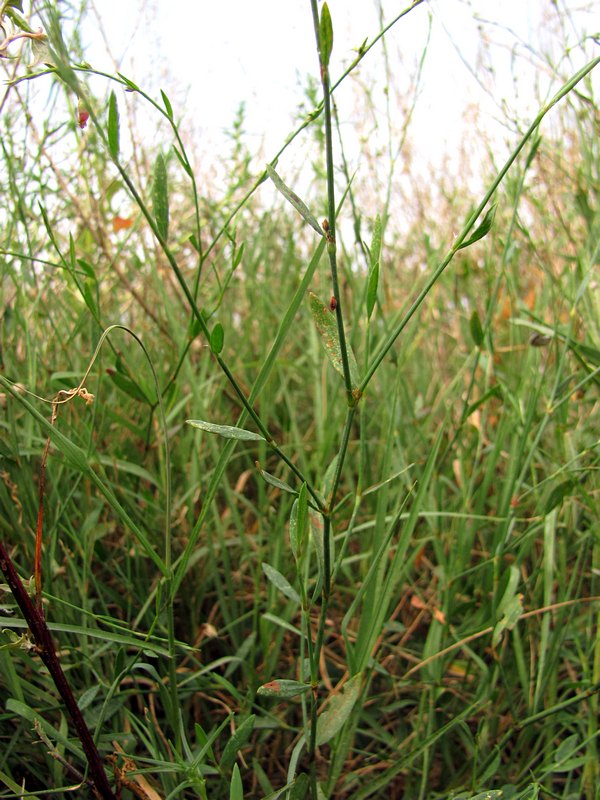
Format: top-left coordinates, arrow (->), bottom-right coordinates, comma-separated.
0,2 -> 599,799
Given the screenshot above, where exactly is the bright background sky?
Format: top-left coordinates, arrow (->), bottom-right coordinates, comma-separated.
79,0 -> 599,181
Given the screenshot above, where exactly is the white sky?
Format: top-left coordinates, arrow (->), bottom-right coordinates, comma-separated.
79,0 -> 599,179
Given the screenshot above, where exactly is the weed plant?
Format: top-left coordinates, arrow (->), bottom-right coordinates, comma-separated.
0,2 -> 599,799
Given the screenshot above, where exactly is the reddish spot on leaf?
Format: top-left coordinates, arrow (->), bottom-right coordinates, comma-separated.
112,216 -> 134,232
262,680 -> 281,693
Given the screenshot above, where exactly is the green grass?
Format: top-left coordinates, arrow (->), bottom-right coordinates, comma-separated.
1,2 -> 599,799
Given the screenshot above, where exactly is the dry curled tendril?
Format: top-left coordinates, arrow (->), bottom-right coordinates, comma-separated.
0,28 -> 46,58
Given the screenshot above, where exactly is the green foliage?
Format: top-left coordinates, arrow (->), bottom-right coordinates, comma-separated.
0,3 -> 598,800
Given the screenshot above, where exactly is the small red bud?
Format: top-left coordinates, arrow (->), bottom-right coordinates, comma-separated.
78,106 -> 90,129
329,295 -> 337,312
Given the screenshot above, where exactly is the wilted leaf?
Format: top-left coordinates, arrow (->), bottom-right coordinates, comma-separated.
315,673 -> 363,746
309,292 -> 360,389
257,679 -> 310,698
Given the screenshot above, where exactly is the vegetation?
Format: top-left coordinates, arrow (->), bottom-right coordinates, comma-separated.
0,2 -> 598,798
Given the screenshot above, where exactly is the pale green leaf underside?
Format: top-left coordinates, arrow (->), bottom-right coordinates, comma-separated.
186,419 -> 265,441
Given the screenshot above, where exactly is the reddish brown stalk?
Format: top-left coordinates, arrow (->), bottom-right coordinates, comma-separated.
0,541 -> 117,800
34,424 -> 53,612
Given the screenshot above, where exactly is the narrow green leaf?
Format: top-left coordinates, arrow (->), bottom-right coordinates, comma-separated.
106,369 -> 151,404
266,164 -> 323,236
315,673 -> 362,746
117,72 -> 140,92
464,385 -> 502,418
321,453 -> 339,505
220,715 -> 256,771
233,242 -> 245,269
107,90 -> 120,159
309,292 -> 360,389
172,143 -> 193,178
76,258 -> 96,280
492,566 -> 523,646
186,419 -> 265,441
153,153 -> 169,241
289,483 -> 308,561
160,88 -> 173,119
210,322 -> 224,354
545,479 -> 576,514
319,3 -> 334,69
366,214 -> 381,319
188,233 -> 201,253
366,262 -> 379,321
4,6 -> 31,34
469,309 -> 484,347
458,203 -> 497,250
369,214 -> 382,270
289,774 -> 310,800
230,764 -> 243,800
257,465 -> 296,495
257,679 -> 310,698
262,562 -> 300,605
525,132 -> 542,170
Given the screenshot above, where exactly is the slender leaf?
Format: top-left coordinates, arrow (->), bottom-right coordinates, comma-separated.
545,479 -> 576,514
160,88 -> 173,119
153,152 -> 169,241
210,322 -> 224,354
458,203 -> 497,250
230,763 -> 243,800
289,483 -> 308,561
289,774 -> 310,800
319,3 -> 334,68
315,673 -> 363,746
470,309 -> 484,347
266,164 -> 323,236
256,464 -> 296,495
220,715 -> 256,771
257,679 -> 310,698
107,90 -> 119,159
186,419 -> 265,441
262,562 -> 300,605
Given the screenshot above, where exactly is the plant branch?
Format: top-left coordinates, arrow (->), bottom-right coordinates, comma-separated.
0,541 -> 117,800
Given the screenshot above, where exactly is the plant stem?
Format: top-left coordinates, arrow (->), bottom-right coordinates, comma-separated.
0,541 -> 117,800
